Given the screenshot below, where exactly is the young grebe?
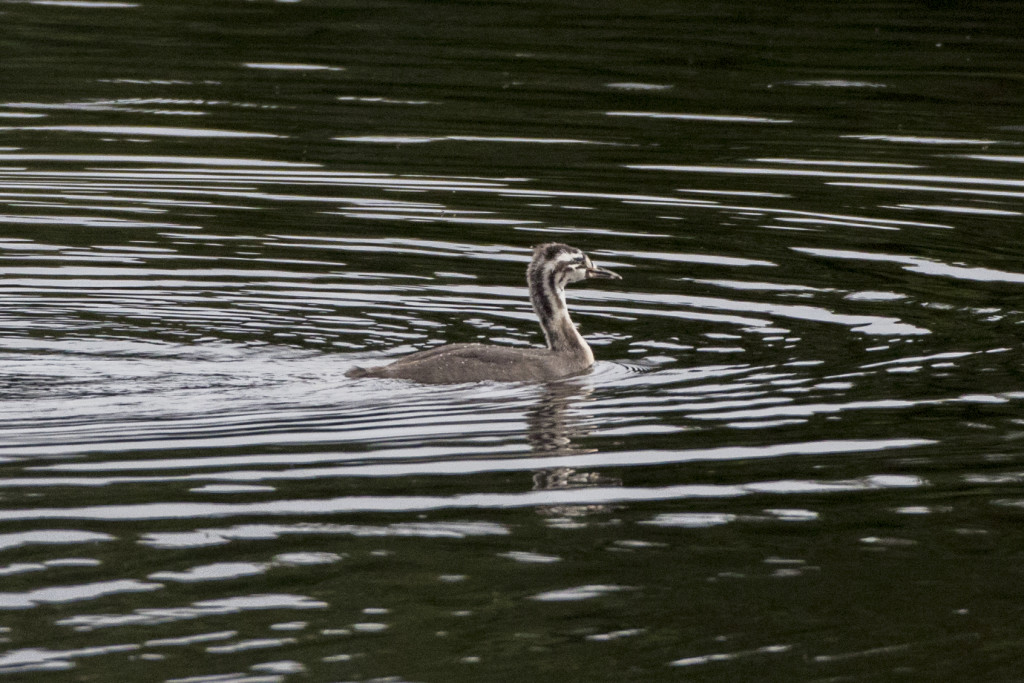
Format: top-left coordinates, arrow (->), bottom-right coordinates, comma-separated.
347,243 -> 621,383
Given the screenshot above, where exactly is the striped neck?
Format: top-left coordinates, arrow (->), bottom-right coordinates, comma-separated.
527,250 -> 594,362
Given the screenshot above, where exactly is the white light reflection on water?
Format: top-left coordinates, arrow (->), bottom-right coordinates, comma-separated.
893,204 -> 1021,217
628,163 -> 1024,188
0,530 -> 114,550
530,584 -> 633,601
244,63 -> 344,71
0,580 -> 161,609
670,644 -> 794,668
842,134 -> 1005,145
335,135 -> 622,145
20,438 -> 931,482
0,644 -> 140,676
796,248 -> 1024,284
149,552 -> 341,583
2,126 -> 282,138
0,154 -> 317,167
607,111 -> 793,124
57,594 -> 328,632
0,473 -> 926,522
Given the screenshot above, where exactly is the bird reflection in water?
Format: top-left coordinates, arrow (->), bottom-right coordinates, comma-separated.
526,380 -> 621,517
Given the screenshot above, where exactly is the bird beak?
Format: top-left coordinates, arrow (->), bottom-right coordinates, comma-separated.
586,265 -> 621,280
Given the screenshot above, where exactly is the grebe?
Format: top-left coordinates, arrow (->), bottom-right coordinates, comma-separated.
347,243 -> 621,383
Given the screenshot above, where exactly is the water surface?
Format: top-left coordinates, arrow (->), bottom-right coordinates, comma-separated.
2,1 -> 1024,680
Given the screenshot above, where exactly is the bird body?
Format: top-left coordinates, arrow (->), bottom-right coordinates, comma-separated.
347,243 -> 620,384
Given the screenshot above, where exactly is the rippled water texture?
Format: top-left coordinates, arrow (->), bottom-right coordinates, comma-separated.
2,1 -> 1024,680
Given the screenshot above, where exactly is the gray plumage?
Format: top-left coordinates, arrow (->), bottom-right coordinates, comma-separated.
347,243 -> 621,384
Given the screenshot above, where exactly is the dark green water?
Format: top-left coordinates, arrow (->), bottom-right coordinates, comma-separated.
2,1 -> 1024,680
